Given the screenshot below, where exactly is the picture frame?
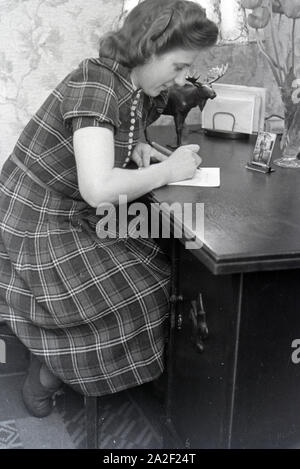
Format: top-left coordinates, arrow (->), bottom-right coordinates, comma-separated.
246,131 -> 277,173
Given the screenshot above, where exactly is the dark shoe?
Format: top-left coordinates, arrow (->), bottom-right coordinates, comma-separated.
22,356 -> 62,418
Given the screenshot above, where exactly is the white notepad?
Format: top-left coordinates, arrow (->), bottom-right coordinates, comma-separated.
168,168 -> 220,187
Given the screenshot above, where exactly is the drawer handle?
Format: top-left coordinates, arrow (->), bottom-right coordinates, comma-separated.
190,293 -> 208,353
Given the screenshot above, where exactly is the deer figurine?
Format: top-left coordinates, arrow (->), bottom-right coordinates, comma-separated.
145,64 -> 228,148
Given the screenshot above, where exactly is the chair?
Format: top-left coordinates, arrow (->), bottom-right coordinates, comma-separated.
85,396 -> 99,449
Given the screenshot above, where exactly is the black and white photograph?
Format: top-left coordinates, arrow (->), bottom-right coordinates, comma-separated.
252,130 -> 277,167
0,0 -> 300,454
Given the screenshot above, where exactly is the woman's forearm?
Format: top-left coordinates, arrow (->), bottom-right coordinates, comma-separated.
84,161 -> 170,207
74,129 -> 200,207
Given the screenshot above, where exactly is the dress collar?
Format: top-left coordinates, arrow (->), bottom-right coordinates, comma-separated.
90,56 -> 138,94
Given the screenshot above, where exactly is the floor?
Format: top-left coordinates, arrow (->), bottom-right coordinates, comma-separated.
0,372 -> 165,449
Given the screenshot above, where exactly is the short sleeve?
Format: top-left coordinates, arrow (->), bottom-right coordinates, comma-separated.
143,90 -> 169,127
60,60 -> 120,132
71,116 -> 115,134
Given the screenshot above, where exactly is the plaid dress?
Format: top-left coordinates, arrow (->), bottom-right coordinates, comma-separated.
0,57 -> 171,396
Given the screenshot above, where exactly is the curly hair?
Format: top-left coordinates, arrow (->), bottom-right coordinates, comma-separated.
99,0 -> 219,68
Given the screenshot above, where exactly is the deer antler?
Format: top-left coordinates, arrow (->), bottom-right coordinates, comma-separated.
186,63 -> 228,87
205,63 -> 229,85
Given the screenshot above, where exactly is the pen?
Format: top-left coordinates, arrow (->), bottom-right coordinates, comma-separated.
151,141 -> 173,157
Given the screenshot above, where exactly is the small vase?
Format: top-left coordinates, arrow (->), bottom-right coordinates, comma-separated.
273,75 -> 300,168
273,111 -> 300,168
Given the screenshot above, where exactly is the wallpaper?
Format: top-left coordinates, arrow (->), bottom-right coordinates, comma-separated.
0,0 -> 122,165
0,0 -> 290,167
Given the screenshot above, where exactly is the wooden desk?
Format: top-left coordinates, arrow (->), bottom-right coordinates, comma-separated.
148,125 -> 300,449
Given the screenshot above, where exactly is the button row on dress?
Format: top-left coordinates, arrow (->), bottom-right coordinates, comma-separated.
122,91 -> 141,168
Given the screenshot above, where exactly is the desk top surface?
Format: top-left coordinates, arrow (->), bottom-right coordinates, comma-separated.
149,125 -> 300,274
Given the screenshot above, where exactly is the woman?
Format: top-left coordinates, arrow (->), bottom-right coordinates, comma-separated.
0,0 -> 218,417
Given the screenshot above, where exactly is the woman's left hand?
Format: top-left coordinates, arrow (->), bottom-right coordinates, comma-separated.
131,142 -> 168,168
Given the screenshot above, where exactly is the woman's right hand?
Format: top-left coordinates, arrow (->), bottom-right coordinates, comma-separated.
164,144 -> 202,184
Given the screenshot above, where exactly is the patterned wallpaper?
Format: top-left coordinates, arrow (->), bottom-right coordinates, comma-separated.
0,0 -> 288,168
0,0 -> 122,166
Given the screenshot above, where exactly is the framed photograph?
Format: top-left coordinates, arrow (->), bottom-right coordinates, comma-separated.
251,131 -> 277,168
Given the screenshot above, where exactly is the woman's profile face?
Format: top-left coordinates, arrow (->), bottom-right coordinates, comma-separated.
131,48 -> 199,97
